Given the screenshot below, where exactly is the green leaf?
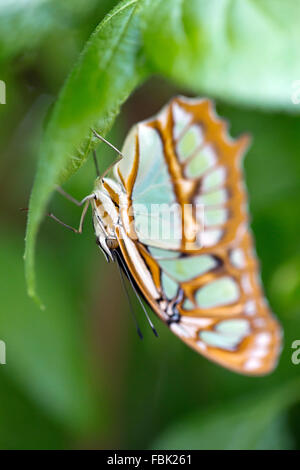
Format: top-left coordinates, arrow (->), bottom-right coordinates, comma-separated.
1,230 -> 105,434
24,0 -> 148,305
142,0 -> 300,110
152,379 -> 300,450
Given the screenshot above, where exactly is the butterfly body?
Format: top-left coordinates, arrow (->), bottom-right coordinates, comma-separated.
91,96 -> 282,375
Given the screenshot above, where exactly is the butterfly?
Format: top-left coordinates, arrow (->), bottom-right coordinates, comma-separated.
89,96 -> 282,375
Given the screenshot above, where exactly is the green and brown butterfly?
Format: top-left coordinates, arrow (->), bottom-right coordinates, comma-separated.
65,96 -> 283,375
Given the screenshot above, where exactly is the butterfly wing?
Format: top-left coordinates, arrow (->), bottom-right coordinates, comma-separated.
105,96 -> 282,375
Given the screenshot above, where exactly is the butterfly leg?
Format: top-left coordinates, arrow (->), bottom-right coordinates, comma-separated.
55,185 -> 93,207
47,198 -> 91,234
43,186 -> 96,233
22,185 -> 94,232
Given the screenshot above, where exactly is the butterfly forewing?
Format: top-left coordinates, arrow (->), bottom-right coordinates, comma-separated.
105,96 -> 282,375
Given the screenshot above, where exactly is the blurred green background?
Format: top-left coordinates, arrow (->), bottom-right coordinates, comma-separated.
0,0 -> 300,450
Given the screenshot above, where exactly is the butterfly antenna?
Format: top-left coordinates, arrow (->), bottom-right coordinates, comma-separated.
92,150 -> 100,178
114,251 -> 143,340
92,129 -> 124,179
114,250 -> 158,338
92,129 -> 125,158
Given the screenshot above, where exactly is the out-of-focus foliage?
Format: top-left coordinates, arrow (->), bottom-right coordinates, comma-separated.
0,231 -> 105,434
153,378 -> 300,450
0,0 -> 99,64
0,0 -> 299,450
